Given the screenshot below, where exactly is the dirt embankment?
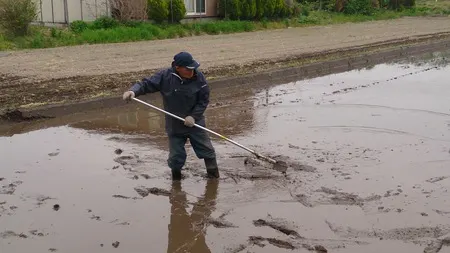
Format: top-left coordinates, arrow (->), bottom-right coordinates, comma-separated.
1,16 -> 450,113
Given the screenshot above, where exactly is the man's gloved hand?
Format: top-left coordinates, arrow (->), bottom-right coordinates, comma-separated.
122,91 -> 135,101
184,116 -> 195,127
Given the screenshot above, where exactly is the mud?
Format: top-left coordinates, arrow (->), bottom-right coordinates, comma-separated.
317,187 -> 382,206
0,180 -> 22,194
253,218 -> 303,238
249,236 -> 296,250
1,47 -> 450,253
0,109 -> 53,122
112,194 -> 132,199
134,186 -> 171,197
206,217 -> 237,228
112,241 -> 120,248
426,176 -> 449,183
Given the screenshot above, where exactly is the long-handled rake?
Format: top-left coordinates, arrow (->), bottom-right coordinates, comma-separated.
132,97 -> 288,172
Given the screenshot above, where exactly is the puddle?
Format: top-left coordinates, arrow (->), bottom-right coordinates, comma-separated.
1,49 -> 450,253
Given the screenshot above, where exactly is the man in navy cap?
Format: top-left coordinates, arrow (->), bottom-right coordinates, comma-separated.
123,52 -> 219,180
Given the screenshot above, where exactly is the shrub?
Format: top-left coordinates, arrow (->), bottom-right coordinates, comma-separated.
70,20 -> 89,33
121,20 -> 144,27
218,0 -> 241,20
279,1 -> 293,17
91,16 -> 119,29
109,0 -> 148,21
274,0 -> 286,17
221,0 -> 290,20
148,0 -> 169,23
291,3 -> 302,16
0,0 -> 37,36
388,0 -> 414,9
168,0 -> 186,23
0,33 -> 14,50
241,0 -> 257,20
255,0 -> 265,19
344,0 -> 374,15
298,15 -> 320,24
264,0 -> 277,18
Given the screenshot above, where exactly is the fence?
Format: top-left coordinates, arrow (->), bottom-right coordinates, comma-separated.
34,0 -> 111,24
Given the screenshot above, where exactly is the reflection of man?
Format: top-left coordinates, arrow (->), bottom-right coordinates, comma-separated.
123,52 -> 219,180
167,180 -> 219,253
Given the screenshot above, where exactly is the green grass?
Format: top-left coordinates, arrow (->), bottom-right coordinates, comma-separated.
0,6 -> 449,51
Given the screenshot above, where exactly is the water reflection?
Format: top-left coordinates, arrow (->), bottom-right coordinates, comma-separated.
0,86 -> 257,146
167,179 -> 219,253
390,48 -> 450,68
69,97 -> 256,149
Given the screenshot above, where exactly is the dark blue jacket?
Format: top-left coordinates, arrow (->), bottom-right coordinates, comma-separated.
129,67 -> 210,135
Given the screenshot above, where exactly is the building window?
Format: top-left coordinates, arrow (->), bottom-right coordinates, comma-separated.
184,0 -> 206,15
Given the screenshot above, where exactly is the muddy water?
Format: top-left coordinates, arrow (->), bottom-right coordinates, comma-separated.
1,50 -> 450,253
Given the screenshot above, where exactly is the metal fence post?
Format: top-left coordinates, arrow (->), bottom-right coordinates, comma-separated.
105,0 -> 109,17
80,0 -> 84,20
40,0 -> 43,23
95,0 -> 98,18
51,0 -> 54,23
64,0 -> 69,24
171,0 -> 173,23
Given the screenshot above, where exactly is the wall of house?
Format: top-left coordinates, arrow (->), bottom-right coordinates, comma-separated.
206,0 -> 218,17
34,0 -> 110,24
33,0 -> 219,25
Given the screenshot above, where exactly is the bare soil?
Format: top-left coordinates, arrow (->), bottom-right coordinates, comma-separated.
1,17 -> 450,110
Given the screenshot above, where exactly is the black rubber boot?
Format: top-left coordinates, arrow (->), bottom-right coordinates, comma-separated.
171,169 -> 182,181
204,158 -> 219,179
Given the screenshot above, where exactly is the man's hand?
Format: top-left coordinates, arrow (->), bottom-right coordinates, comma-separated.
122,91 -> 135,101
184,116 -> 195,127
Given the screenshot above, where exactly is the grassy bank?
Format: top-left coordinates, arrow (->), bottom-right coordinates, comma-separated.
0,6 -> 449,51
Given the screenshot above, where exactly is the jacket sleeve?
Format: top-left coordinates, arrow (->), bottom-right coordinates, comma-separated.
190,83 -> 210,121
129,70 -> 163,96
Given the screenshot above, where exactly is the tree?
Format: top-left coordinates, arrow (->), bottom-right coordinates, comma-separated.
241,0 -> 257,20
168,0 -> 186,23
0,0 -> 37,36
148,0 -> 169,23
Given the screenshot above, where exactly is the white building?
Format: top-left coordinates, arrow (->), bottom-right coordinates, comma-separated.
34,0 -> 110,24
33,0 -> 216,25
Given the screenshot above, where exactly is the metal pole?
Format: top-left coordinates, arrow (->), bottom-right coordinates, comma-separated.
40,0 -> 43,23
80,0 -> 83,20
171,0 -> 173,23
51,0 -> 54,23
131,97 -> 278,164
105,0 -> 109,17
64,0 -> 69,24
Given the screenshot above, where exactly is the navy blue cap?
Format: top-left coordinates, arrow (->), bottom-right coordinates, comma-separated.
173,52 -> 200,69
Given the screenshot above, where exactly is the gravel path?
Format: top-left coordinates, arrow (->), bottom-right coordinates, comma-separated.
1,16 -> 450,83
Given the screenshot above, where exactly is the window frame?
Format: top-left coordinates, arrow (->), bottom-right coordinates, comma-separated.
184,0 -> 206,16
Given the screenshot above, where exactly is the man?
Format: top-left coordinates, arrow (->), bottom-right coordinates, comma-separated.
122,52 -> 219,180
